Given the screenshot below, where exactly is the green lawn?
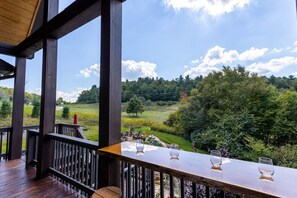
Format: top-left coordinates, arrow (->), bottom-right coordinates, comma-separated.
145,130 -> 207,154
1,102 -> 208,154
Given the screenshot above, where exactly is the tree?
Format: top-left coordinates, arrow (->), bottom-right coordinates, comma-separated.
31,99 -> 40,118
0,99 -> 12,118
62,106 -> 70,119
169,66 -> 278,155
57,97 -> 64,105
126,95 -> 144,117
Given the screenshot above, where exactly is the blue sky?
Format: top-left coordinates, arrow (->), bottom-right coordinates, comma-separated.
1,0 -> 297,102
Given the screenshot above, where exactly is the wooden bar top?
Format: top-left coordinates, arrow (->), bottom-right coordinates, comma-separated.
98,142 -> 297,198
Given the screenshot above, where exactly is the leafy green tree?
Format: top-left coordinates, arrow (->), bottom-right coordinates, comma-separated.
273,91 -> 297,145
0,99 -> 12,118
126,96 -> 144,117
57,97 -> 64,105
31,99 -> 40,118
170,66 -> 278,154
62,106 -> 70,119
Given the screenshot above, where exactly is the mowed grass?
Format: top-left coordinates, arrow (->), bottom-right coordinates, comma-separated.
145,130 -> 207,153
1,102 -> 205,154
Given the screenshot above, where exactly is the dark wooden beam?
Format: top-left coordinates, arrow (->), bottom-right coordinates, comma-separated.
13,0 -> 102,57
37,0 -> 58,179
0,75 -> 15,80
98,0 -> 123,188
9,58 -> 26,160
0,59 -> 15,75
0,43 -> 15,57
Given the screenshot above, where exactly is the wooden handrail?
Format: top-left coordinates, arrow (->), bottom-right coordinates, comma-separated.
98,142 -> 297,198
46,133 -> 98,149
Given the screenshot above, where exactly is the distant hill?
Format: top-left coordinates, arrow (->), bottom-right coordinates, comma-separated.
0,86 -> 40,104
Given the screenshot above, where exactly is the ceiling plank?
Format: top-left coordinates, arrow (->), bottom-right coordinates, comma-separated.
14,0 -> 102,57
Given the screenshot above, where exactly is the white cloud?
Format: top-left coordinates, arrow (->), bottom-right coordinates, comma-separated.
272,48 -> 283,53
184,45 -> 268,77
191,59 -> 200,64
202,46 -> 238,66
122,60 -> 157,79
239,47 -> 268,61
80,60 -> 158,80
28,87 -> 84,103
246,57 -> 297,74
164,0 -> 251,16
184,63 -> 219,77
80,63 -> 100,78
56,88 -> 86,103
184,65 -> 188,68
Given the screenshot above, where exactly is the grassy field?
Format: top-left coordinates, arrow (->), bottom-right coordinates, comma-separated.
0,102 -> 205,154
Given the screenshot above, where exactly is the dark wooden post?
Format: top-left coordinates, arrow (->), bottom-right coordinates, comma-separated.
9,58 -> 26,160
98,0 -> 123,188
37,0 -> 58,179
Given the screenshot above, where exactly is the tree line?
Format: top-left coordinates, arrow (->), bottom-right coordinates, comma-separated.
76,75 -> 297,104
165,66 -> 297,168
76,76 -> 203,103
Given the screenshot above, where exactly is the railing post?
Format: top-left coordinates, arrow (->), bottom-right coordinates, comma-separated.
37,0 -> 58,179
98,0 -> 123,188
9,58 -> 26,160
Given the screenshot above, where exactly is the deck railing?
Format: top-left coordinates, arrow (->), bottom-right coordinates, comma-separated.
25,123 -> 86,168
24,127 -> 98,197
47,133 -> 99,197
0,127 -> 11,161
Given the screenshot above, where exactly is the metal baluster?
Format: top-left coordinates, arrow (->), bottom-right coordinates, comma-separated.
170,176 -> 174,198
135,165 -> 138,198
192,183 -> 197,198
206,186 -> 210,198
128,163 -> 131,198
220,190 -> 225,198
150,170 -> 155,198
121,162 -> 124,195
180,179 -> 184,198
142,167 -> 146,198
86,148 -> 89,186
160,173 -> 164,198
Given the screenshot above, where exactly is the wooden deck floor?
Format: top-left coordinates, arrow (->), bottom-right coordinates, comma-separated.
0,159 -> 83,198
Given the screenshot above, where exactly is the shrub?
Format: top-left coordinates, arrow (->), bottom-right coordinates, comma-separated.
0,99 -> 12,118
150,123 -> 181,136
157,101 -> 167,106
167,101 -> 176,105
62,106 -> 70,119
31,99 -> 40,118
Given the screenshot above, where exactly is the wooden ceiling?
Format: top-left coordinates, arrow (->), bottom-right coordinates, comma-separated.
0,0 -> 40,46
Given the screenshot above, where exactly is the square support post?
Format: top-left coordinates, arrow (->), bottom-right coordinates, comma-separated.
37,37 -> 58,179
98,0 -> 123,188
36,0 -> 58,179
9,57 -> 26,160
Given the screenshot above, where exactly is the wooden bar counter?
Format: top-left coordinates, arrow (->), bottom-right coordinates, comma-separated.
98,141 -> 297,198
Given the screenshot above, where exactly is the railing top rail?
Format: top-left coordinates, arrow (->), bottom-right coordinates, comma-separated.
23,125 -> 39,130
46,133 -> 98,150
55,123 -> 80,127
0,127 -> 12,132
98,141 -> 297,198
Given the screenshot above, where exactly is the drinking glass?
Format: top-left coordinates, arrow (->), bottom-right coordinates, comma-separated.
169,144 -> 179,160
258,157 -> 274,179
136,139 -> 144,154
210,150 -> 222,168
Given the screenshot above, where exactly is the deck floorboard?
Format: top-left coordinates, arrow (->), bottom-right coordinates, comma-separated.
0,159 -> 83,198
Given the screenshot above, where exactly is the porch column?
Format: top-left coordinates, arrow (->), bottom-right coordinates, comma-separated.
99,0 -> 123,188
37,0 -> 58,179
9,58 -> 26,160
